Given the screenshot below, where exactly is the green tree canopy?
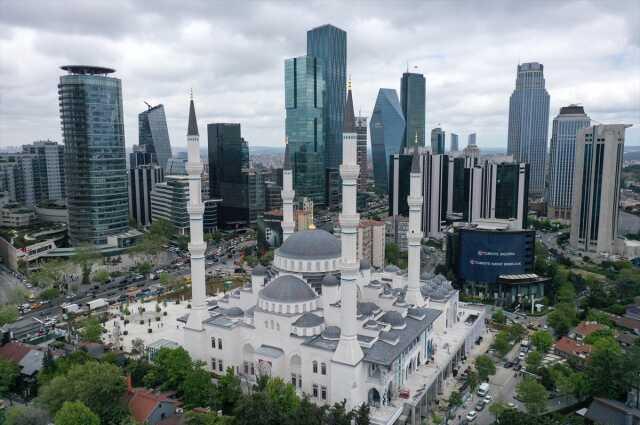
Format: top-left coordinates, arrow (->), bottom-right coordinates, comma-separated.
586,337 -> 626,400
215,368 -> 243,415
0,304 -> 18,326
79,317 -> 103,343
4,405 -> 49,425
494,330 -> 512,357
0,358 -> 20,398
93,269 -> 110,285
143,347 -> 193,393
475,355 -> 496,382
54,401 -> 100,425
548,303 -> 577,336
531,330 -> 554,353
526,351 -> 543,372
73,244 -> 102,285
184,410 -> 233,425
517,378 -> 549,415
183,363 -> 216,409
492,309 -> 507,324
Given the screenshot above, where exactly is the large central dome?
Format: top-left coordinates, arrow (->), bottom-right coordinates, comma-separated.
278,229 -> 341,260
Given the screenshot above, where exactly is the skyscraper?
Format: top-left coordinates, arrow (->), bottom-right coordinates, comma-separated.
431,127 -> 445,155
285,55 -> 326,206
400,72 -> 426,149
547,105 -> 590,220
507,62 -> 550,198
207,123 -> 251,226
570,124 -> 629,253
21,140 -> 65,203
370,89 -> 405,194
450,133 -> 459,152
307,24 -> 347,170
0,153 -> 36,207
128,145 -> 164,227
139,104 -> 172,171
58,65 -> 128,245
355,115 -> 368,191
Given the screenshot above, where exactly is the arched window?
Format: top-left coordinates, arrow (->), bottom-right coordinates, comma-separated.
270,320 -> 274,329
312,361 -> 318,374
321,362 -> 327,375
218,338 -> 222,349
276,323 -> 280,331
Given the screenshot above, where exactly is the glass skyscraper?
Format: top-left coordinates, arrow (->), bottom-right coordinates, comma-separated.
400,72 -> 426,149
450,133 -> 459,152
370,88 -> 405,194
58,65 -> 128,245
547,105 -> 590,220
307,24 -> 347,170
507,62 -> 550,198
431,127 -> 445,155
138,104 -> 172,171
285,55 -> 326,206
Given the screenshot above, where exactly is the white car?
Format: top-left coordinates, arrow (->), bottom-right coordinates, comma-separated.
466,411 -> 478,421
507,402 -> 515,408
484,395 -> 492,404
518,352 -> 526,360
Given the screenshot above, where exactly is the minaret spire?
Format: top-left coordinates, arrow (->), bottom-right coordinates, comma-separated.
405,147 -> 425,306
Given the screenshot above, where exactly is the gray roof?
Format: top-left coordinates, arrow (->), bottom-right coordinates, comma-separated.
379,311 -> 405,328
223,307 -> 244,317
322,274 -> 339,286
321,326 -> 341,340
255,345 -> 284,358
252,264 -> 267,276
19,350 -> 44,376
357,302 -> 381,317
364,308 -> 441,366
278,229 -> 340,260
187,98 -> 198,136
260,274 -> 318,303
384,265 -> 400,273
585,398 -> 640,425
293,312 -> 324,327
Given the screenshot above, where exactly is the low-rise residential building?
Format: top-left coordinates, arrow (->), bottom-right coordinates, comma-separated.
0,341 -> 45,398
553,336 -> 592,365
127,383 -> 180,425
0,204 -> 35,228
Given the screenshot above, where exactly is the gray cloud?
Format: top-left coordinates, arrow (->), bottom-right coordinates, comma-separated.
0,0 -> 638,150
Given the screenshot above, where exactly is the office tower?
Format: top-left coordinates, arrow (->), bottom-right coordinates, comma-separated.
450,156 -> 466,214
507,62 -> 550,198
307,24 -> 347,169
463,134 -> 480,165
207,123 -> 252,226
21,140 -> 65,202
356,220 -> 386,269
325,168 -> 341,210
355,115 -> 368,191
203,199 -> 222,232
165,158 -> 187,175
284,55 -> 326,206
400,72 -> 426,149
388,153 -> 412,217
138,104 -> 172,170
450,133 -> 459,153
370,89 -> 405,194
570,124 -> 629,253
58,66 -> 128,245
150,175 -> 190,234
0,153 -> 36,207
468,133 -> 476,146
547,105 -> 591,220
482,162 -> 529,229
128,145 -> 164,227
431,127 -> 445,154
264,181 -> 283,211
247,168 -> 265,223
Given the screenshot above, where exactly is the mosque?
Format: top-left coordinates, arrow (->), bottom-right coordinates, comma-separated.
180,91 -> 486,425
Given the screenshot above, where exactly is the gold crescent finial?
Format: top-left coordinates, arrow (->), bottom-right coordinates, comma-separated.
347,76 -> 352,91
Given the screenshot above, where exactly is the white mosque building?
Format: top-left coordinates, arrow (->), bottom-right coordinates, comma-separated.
181,91 -> 486,425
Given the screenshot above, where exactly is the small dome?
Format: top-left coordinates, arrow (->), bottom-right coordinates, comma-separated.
321,326 -> 341,340
322,274 -> 339,287
421,271 -> 435,280
379,311 -> 405,328
384,265 -> 400,273
224,307 -> 244,317
360,258 -> 370,270
278,229 -> 341,260
252,264 -> 267,276
292,312 -> 324,328
358,302 -> 380,317
260,274 -> 318,303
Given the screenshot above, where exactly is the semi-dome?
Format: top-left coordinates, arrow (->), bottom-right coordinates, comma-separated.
379,311 -> 405,328
277,229 -> 340,260
292,312 -> 324,328
321,326 -> 341,340
260,274 -> 318,303
321,274 -> 339,286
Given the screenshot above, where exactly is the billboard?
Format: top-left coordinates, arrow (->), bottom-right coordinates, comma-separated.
458,229 -> 533,283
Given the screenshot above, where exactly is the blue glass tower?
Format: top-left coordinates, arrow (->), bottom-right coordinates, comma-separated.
400,72 -> 426,149
139,104 -> 172,171
58,65 -> 128,245
285,55 -> 326,206
307,24 -> 347,170
431,127 -> 445,155
370,89 -> 405,194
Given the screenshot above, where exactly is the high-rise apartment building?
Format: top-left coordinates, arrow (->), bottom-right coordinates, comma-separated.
21,140 -> 65,203
285,55 -> 326,206
207,123 -> 252,227
357,219 -> 386,269
307,24 -> 347,170
355,115 -> 368,191
0,153 -> 36,207
547,105 -> 590,220
370,89 -> 405,194
150,175 -> 190,234
570,124 -> 629,253
400,72 -> 426,149
507,62 -> 550,198
128,145 -> 164,227
58,65 -> 128,245
450,133 -> 459,153
138,104 -> 172,171
431,127 -> 445,155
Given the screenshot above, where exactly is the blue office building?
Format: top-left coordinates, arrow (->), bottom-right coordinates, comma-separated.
307,24 -> 347,170
138,104 -> 172,171
285,55 -> 326,206
370,89 -> 405,194
431,127 -> 445,155
400,72 -> 426,149
58,65 -> 128,245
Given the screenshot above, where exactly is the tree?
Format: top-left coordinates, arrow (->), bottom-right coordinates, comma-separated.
517,378 -> 549,415
124,358 -> 153,387
244,255 -> 258,267
54,401 -> 100,425
38,361 -> 127,424
143,347 -> 193,393
585,337 -> 626,400
264,377 -> 300,413
184,411 -> 233,425
4,405 -> 49,425
134,261 -> 153,278
215,368 -> 243,415
494,331 -> 512,357
0,304 -> 18,326
79,317 -> 103,343
531,330 -> 554,353
492,309 -> 507,324
326,400 -> 353,425
30,259 -> 71,290
475,355 -> 496,382
466,370 -> 479,393
131,338 -> 145,356
385,242 -> 400,266
73,244 -> 102,285
548,303 -> 576,335
40,287 -> 60,301
353,403 -> 370,425
0,358 -> 19,399
183,364 -> 215,409
556,281 -> 576,304
508,323 -> 526,342
93,269 -> 110,285
526,351 -> 543,373
489,401 -> 507,421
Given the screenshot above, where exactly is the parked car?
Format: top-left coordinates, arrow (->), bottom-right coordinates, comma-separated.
475,401 -> 485,412
466,411 -> 477,422
504,361 -> 514,369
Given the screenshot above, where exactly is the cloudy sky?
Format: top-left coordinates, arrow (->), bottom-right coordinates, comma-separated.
1,0 -> 639,150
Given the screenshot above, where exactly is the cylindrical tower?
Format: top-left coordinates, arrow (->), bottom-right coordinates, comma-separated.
281,143 -> 295,242
406,148 -> 425,306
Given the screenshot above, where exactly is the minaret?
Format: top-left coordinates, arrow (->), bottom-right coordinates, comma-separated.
185,95 -> 207,331
281,143 -> 295,242
333,80 -> 364,366
405,148 -> 425,306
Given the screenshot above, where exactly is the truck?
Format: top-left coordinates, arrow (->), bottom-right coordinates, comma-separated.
477,382 -> 490,397
61,303 -> 81,314
87,298 -> 108,311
